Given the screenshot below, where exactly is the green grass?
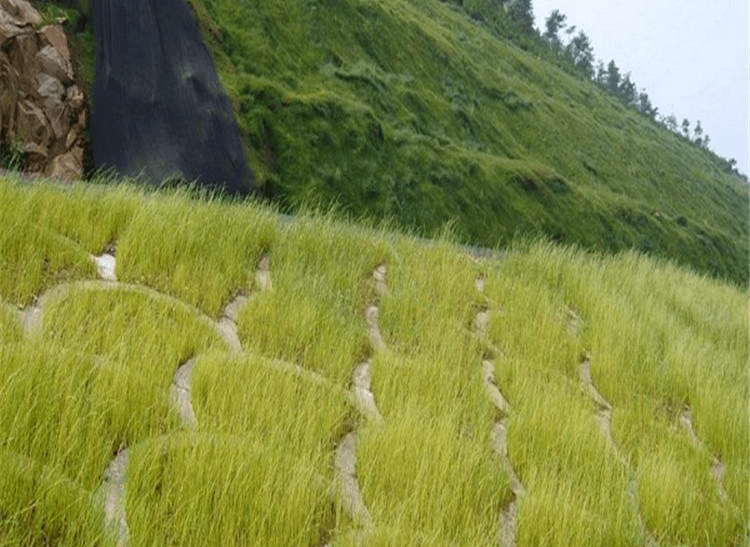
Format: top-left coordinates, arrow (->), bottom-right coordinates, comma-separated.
351,240 -> 510,545
116,188 -> 279,317
37,0 -> 748,286
0,176 -> 746,545
485,240 -> 748,545
0,178 -> 139,307
0,305 -> 21,343
124,351 -> 354,547
236,212 -> 391,385
184,0 -> 747,286
0,286 -> 224,491
0,448 -> 110,547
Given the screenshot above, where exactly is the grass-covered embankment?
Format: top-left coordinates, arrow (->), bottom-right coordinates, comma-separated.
0,175 -> 746,546
185,0 -> 748,285
34,0 -> 749,286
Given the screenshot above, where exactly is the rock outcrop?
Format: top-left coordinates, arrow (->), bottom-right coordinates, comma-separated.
90,0 -> 255,194
0,0 -> 86,181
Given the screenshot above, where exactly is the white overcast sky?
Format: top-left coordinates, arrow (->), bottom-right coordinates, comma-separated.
530,0 -> 749,177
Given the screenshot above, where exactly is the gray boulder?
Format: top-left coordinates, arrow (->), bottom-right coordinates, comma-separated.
90,0 -> 255,193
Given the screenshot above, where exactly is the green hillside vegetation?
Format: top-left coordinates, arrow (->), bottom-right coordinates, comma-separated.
29,0 -> 749,287
0,175 -> 746,546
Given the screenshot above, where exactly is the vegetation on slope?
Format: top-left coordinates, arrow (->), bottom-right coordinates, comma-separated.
0,176 -> 747,545
29,0 -> 749,287
188,0 -> 747,285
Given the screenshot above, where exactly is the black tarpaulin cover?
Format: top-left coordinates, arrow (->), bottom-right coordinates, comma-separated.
90,0 -> 254,193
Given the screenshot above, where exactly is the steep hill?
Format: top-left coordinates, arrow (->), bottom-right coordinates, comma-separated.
41,0 -> 749,285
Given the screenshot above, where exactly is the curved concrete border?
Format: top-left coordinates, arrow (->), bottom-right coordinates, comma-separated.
352,359 -> 383,423
19,280 -> 230,348
365,305 -> 384,350
579,355 -> 658,547
170,255 -> 272,429
330,264 -> 387,535
99,447 -> 131,547
579,357 -> 625,465
333,432 -> 372,527
217,294 -> 247,354
679,406 -> 729,502
172,358 -> 198,428
474,278 -> 523,547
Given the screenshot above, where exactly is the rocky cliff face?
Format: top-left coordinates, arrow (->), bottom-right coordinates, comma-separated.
0,0 -> 86,181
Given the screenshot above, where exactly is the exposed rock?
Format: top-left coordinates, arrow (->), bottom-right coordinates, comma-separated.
0,0 -> 41,40
90,0 -> 255,193
0,0 -> 86,181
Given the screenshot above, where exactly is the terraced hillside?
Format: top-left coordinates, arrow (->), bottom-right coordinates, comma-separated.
35,0 -> 750,286
1,176 -> 747,546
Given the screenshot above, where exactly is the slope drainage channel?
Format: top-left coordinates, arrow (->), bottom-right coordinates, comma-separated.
579,356 -> 658,547
328,264 -> 387,543
474,276 -> 524,547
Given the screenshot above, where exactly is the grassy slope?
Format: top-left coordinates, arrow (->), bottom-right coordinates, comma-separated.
184,0 -> 747,285
0,176 -> 747,546
38,0 -> 748,286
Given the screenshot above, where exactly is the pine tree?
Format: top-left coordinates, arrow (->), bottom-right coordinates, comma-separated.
681,118 -> 690,139
506,0 -> 535,36
664,114 -> 678,133
605,60 -> 620,96
618,73 -> 637,106
693,120 -> 703,145
637,91 -> 657,120
543,9 -> 566,51
595,60 -> 606,85
566,31 -> 594,78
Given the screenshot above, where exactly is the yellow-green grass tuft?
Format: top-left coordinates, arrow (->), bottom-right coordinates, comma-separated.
485,238 -> 748,546
0,288 -> 226,489
0,448 -> 111,547
0,302 -> 22,342
191,350 -> 353,456
357,410 -> 508,546
126,433 -> 333,547
237,213 -> 391,385
117,189 -> 279,317
0,175 -> 745,546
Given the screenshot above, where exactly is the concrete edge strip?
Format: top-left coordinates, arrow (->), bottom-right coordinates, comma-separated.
171,357 -> 198,428
98,447 -> 131,547
19,280 -> 229,348
171,253 -> 272,428
352,359 -> 383,424
97,254 -> 274,543
679,406 -> 729,502
475,277 -> 523,547
579,356 -> 658,547
330,264 -> 389,535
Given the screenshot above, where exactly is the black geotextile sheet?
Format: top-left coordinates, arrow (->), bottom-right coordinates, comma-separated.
90,0 -> 254,193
